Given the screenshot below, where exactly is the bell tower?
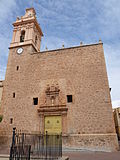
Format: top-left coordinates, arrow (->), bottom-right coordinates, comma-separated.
10,8 -> 43,52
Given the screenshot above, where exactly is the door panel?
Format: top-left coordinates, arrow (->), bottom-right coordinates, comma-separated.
45,116 -> 62,134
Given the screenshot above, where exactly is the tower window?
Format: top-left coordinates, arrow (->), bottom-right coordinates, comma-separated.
10,118 -> 13,124
35,35 -> 38,46
67,95 -> 73,103
13,92 -> 15,98
20,30 -> 25,42
33,97 -> 38,105
16,66 -> 19,70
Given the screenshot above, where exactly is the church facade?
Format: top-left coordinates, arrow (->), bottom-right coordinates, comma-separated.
0,8 -> 119,151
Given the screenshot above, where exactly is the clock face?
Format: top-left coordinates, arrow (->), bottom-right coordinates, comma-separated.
17,48 -> 23,54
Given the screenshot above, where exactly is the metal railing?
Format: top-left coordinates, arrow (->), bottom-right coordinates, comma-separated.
10,128 -> 62,160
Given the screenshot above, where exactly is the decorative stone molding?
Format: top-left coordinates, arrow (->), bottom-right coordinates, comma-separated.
38,84 -> 67,115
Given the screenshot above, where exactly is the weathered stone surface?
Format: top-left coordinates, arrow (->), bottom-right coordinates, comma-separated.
113,107 -> 120,139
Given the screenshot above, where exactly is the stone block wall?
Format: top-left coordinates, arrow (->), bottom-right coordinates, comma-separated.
0,42 -> 119,151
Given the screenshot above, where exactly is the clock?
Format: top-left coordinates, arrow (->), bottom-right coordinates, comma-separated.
17,48 -> 23,54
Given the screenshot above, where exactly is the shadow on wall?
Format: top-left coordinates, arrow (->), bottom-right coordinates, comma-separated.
0,115 -> 3,122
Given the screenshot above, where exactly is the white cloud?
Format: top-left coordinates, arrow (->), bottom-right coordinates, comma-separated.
41,35 -> 68,51
104,44 -> 120,105
0,64 -> 6,79
0,0 -> 17,23
112,100 -> 120,108
0,0 -> 17,80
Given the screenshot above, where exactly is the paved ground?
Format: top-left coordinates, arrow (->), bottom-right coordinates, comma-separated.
63,151 -> 120,160
0,151 -> 120,160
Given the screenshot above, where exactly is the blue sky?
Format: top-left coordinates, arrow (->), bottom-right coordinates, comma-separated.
0,0 -> 120,108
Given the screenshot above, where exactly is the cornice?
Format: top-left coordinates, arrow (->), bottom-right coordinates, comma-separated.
13,18 -> 43,36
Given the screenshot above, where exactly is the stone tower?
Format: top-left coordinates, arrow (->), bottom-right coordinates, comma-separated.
0,8 -> 119,152
10,8 -> 43,53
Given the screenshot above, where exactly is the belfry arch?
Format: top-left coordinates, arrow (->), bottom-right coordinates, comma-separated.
20,30 -> 25,42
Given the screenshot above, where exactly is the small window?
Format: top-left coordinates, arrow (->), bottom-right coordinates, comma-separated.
16,66 -> 19,70
20,30 -> 25,42
67,95 -> 73,103
35,35 -> 38,46
13,92 -> 15,98
33,97 -> 38,105
10,118 -> 13,124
